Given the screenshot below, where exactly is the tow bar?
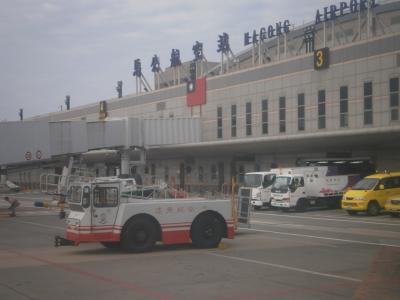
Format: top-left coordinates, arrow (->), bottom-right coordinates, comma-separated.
54,235 -> 75,247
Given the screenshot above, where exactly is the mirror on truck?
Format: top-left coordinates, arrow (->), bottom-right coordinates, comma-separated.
82,186 -> 91,208
378,184 -> 385,190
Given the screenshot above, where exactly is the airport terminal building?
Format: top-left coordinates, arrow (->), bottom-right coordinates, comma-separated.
1,0 -> 400,192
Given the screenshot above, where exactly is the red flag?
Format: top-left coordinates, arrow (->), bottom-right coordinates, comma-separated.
186,77 -> 206,107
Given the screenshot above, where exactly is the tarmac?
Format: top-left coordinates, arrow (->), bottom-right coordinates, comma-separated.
1,192 -> 399,299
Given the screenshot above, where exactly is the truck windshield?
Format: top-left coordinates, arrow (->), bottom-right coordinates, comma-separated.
351,178 -> 379,190
244,174 -> 262,188
68,186 -> 82,204
271,176 -> 291,193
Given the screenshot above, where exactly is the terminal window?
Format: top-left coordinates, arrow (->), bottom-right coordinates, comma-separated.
364,82 -> 373,125
261,99 -> 269,134
246,102 -> 252,136
390,77 -> 399,121
297,93 -> 305,131
217,107 -> 223,138
318,90 -> 326,129
231,104 -> 237,137
340,86 -> 349,127
279,97 -> 286,133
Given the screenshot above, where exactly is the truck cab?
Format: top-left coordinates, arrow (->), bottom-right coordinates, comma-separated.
244,172 -> 276,209
270,175 -> 306,211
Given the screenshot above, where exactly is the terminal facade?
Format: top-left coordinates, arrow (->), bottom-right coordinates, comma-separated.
1,0 -> 400,193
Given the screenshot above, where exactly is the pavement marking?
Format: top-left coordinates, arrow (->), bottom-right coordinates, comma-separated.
9,219 -> 65,230
253,212 -> 400,226
208,252 -> 362,282
11,251 -> 177,300
241,228 -> 400,248
252,220 -> 306,227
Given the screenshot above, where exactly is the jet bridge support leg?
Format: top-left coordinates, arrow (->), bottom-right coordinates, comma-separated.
121,149 -> 130,176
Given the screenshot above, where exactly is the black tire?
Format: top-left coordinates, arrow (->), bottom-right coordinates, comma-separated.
101,242 -> 121,249
253,206 -> 261,210
367,202 -> 380,216
390,212 -> 400,218
191,213 -> 223,249
281,208 -> 290,212
121,217 -> 157,253
347,210 -> 357,215
295,198 -> 308,212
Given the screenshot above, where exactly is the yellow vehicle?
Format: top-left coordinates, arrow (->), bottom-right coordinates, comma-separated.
385,194 -> 400,217
341,172 -> 400,216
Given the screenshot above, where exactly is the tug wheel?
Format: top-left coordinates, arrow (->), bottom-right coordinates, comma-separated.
191,213 -> 223,249
121,217 -> 157,253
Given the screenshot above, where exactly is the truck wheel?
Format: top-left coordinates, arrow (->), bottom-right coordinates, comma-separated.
367,202 -> 380,216
390,213 -> 399,218
191,213 -> 223,249
101,242 -> 121,250
295,198 -> 308,212
347,210 -> 357,216
121,217 -> 157,253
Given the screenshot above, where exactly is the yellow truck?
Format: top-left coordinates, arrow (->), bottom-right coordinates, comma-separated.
341,172 -> 400,216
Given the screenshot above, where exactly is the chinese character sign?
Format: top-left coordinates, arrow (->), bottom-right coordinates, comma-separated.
133,59 -> 142,77
192,41 -> 203,61
170,49 -> 182,67
151,55 -> 161,73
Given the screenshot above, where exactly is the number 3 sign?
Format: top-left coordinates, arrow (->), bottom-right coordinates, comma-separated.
314,47 -> 330,70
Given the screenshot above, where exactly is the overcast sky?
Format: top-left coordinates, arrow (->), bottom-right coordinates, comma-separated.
0,0 -> 340,121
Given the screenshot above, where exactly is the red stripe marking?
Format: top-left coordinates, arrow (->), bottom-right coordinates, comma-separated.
10,251 -> 176,300
67,231 -> 120,243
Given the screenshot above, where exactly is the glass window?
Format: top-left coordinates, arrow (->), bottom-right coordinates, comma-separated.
340,86 -> 348,127
94,187 -> 118,207
261,99 -> 268,134
297,93 -> 305,131
246,102 -> 252,136
364,82 -> 373,125
231,104 -> 237,137
352,178 -> 378,190
318,90 -> 326,129
244,174 -> 262,187
68,186 -> 82,204
390,77 -> 399,121
279,97 -> 286,133
217,107 -> 223,138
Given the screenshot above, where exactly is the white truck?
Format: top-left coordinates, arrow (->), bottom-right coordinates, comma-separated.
244,172 -> 277,209
55,178 -> 238,252
270,167 -> 360,211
